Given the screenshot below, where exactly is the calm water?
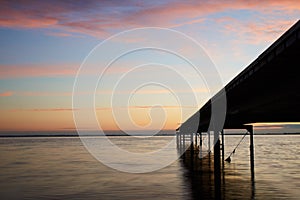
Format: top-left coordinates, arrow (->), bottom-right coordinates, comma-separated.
0,134 -> 299,199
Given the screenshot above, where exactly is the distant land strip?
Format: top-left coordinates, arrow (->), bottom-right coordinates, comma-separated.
0,132 -> 299,137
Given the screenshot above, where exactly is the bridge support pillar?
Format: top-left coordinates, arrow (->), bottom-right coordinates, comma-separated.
208,131 -> 211,153
190,133 -> 194,155
199,132 -> 203,158
221,129 -> 225,168
182,133 -> 184,150
214,130 -> 221,199
246,125 -> 255,199
247,125 -> 255,184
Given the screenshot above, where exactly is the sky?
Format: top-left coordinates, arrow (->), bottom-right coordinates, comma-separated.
0,0 -> 300,132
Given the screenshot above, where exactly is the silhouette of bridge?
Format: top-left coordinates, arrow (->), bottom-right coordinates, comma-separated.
200,20 -> 300,131
176,20 -> 300,199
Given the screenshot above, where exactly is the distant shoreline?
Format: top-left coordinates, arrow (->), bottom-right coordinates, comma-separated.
0,130 -> 175,137
0,132 -> 299,137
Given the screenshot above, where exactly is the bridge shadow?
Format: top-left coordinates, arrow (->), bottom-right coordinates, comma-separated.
178,146 -> 255,200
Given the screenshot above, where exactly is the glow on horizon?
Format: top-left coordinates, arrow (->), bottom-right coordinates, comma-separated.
0,106 -> 191,131
0,1 -> 300,131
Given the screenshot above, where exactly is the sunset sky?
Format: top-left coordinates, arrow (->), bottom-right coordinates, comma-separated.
0,0 -> 300,131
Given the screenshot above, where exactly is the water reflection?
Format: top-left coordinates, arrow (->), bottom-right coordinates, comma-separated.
178,145 -> 255,199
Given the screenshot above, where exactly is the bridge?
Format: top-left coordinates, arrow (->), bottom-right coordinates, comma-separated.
176,20 -> 300,199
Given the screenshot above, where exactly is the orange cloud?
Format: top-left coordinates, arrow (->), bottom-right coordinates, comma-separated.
0,63 -> 145,78
0,91 -> 14,97
9,105 -> 196,112
19,91 -> 72,97
9,108 -> 76,112
0,87 -> 207,97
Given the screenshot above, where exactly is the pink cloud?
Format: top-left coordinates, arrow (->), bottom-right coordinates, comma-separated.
0,91 -> 14,97
123,1 -> 300,28
221,18 -> 296,44
0,1 -> 299,38
0,17 -> 57,29
0,64 -> 77,78
46,32 -> 74,37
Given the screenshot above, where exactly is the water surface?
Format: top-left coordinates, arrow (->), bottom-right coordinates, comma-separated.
0,135 -> 299,199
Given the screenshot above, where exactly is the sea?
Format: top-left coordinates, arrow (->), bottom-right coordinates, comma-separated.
0,132 -> 299,199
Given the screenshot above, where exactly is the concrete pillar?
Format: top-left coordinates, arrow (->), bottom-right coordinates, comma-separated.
190,133 -> 194,154
179,133 -> 182,154
182,133 -> 185,151
200,132 -> 202,146
214,130 -> 221,199
208,131 -> 211,153
221,130 -> 225,168
247,125 -> 255,199
248,126 -> 255,183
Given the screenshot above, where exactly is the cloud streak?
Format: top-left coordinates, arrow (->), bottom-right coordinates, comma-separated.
8,105 -> 197,112
221,18 -> 297,44
0,63 -> 77,78
0,0 -> 299,39
0,91 -> 14,97
0,63 -> 156,78
1,87 -> 207,97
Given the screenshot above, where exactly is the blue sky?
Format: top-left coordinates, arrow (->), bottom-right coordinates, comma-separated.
0,0 -> 299,131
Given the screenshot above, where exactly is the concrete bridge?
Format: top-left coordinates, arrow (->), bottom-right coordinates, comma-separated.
176,20 -> 300,199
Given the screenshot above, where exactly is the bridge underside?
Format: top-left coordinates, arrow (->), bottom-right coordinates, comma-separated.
197,21 -> 300,132
224,38 -> 300,129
